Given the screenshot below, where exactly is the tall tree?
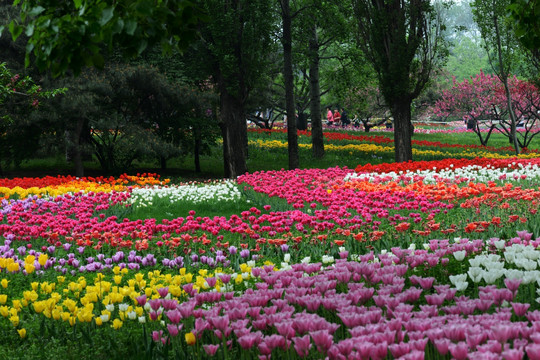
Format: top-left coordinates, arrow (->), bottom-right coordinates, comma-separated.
472,0 -> 524,154
5,0 -> 275,178
193,0 -> 276,177
308,21 -> 324,159
351,0 -> 447,162
302,1 -> 349,159
280,0 -> 299,170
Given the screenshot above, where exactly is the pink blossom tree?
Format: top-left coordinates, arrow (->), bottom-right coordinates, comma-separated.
432,71 -> 540,149
506,78 -> 540,150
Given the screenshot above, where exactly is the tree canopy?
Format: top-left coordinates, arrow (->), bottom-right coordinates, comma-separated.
2,0 -> 204,76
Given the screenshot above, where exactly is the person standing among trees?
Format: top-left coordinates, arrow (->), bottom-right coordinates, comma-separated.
340,108 -> 349,127
326,107 -> 334,126
333,108 -> 341,126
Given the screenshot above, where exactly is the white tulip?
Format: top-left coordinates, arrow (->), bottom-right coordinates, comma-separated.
453,250 -> 466,261
449,274 -> 467,285
454,281 -> 468,291
494,240 -> 506,250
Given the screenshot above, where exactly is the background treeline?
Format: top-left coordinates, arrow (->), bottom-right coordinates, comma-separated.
0,0 -> 538,177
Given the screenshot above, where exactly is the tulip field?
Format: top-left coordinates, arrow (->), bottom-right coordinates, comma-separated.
1,127 -> 540,359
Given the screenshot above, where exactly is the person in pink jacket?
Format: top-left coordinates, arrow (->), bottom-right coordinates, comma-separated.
326,107 -> 334,126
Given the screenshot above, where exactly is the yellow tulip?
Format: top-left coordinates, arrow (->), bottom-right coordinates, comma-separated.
24,255 -> 36,265
60,312 -> 71,322
38,254 -> 48,266
169,285 -> 181,297
78,307 -> 93,323
24,263 -> 35,274
7,262 -> 19,273
17,328 -> 26,338
52,308 -> 61,320
185,332 -> 196,345
50,292 -> 61,303
33,301 -> 46,314
0,294 -> 7,305
23,290 -> 38,302
40,282 -> 54,294
95,317 -> 103,326
1,279 -> 8,288
12,300 -> 22,310
198,269 -> 208,277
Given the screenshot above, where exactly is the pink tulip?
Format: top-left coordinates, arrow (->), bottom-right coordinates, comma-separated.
203,344 -> 219,357
293,335 -> 311,357
311,330 -> 333,354
512,302 -> 530,317
449,342 -> 469,360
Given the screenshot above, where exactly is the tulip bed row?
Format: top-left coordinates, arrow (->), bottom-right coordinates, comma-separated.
248,138 -> 540,162
0,158 -> 539,359
248,128 -> 540,156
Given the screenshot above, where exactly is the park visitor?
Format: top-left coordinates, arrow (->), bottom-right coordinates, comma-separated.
333,109 -> 341,126
326,107 -> 334,126
341,108 -> 350,127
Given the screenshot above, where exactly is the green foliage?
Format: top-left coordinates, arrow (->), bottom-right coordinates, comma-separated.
507,0 -> 540,51
0,62 -> 64,105
3,0 -> 204,77
195,0 -> 278,98
0,62 -> 66,169
471,0 -> 525,76
445,36 -> 491,81
45,64 -> 219,173
122,66 -> 220,165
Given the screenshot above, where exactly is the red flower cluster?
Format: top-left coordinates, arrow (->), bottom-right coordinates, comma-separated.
0,173 -> 165,189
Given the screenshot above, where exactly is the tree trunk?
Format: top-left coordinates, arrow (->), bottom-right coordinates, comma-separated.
281,0 -> 299,170
492,14 -> 520,155
309,24 -> 324,159
502,79 -> 520,154
194,127 -> 201,173
160,156 -> 167,170
70,118 -> 85,177
392,99 -> 414,162
220,88 -> 248,178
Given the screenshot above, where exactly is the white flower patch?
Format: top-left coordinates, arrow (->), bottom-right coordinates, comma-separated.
128,180 -> 242,208
345,162 -> 540,185
462,244 -> 540,288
